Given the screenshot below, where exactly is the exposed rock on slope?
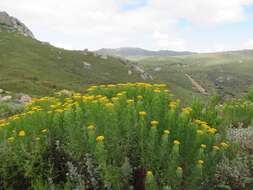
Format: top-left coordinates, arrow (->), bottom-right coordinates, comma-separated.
0,11 -> 34,38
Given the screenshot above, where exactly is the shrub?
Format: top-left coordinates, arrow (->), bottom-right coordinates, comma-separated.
214,153 -> 253,190
0,102 -> 24,119
0,83 -> 229,189
223,99 -> 253,128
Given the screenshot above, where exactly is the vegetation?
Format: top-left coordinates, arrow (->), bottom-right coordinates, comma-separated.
134,51 -> 253,99
0,83 -> 231,189
0,32 -> 143,96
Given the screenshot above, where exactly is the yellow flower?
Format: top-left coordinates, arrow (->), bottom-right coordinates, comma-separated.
220,142 -> 229,149
137,95 -> 143,100
116,92 -> 124,97
200,144 -> 207,149
55,109 -> 64,113
176,166 -> 183,172
182,107 -> 192,114
105,103 -> 114,108
164,130 -> 170,135
112,97 -> 119,102
7,137 -> 15,142
201,123 -> 209,129
213,145 -> 220,151
87,125 -> 95,130
96,135 -> 105,142
146,171 -> 153,177
173,140 -> 181,145
127,99 -> 134,104
154,89 -> 161,93
41,129 -> 48,133
18,130 -> 26,137
139,111 -> 147,117
151,120 -> 159,126
169,101 -> 177,109
197,160 -> 204,165
196,130 -> 204,135
208,127 -> 217,134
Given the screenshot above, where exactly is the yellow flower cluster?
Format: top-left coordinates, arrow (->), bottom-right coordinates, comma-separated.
182,107 -> 192,115
96,135 -> 105,142
169,99 -> 180,110
151,120 -> 159,126
193,119 -> 217,134
173,140 -> 181,145
139,111 -> 147,117
164,130 -> 170,135
146,171 -> 153,177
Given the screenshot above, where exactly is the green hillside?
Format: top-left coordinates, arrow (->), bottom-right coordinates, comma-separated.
0,32 -> 144,96
133,51 -> 253,99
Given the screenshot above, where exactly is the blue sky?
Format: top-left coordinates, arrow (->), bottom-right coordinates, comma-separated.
1,0 -> 253,52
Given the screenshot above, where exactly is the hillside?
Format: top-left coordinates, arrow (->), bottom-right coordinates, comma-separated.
134,51 -> 253,99
96,47 -> 194,58
0,31 -> 147,96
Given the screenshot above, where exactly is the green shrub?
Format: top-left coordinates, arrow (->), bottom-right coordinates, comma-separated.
223,99 -> 253,128
0,83 -> 229,189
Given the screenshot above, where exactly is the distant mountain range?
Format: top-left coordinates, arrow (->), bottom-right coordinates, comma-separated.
96,47 -> 195,58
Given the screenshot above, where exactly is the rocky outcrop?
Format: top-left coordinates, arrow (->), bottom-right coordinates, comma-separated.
0,11 -> 34,38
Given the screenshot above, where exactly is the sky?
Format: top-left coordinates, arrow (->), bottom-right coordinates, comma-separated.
1,0 -> 253,52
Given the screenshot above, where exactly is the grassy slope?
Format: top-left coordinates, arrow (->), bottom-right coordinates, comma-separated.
0,32 -> 143,96
133,51 -> 253,99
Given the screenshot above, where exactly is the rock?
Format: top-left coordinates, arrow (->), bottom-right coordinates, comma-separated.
0,95 -> 12,102
154,67 -> 161,71
58,89 -> 73,97
83,62 -> 91,69
101,55 -> 108,60
0,11 -> 34,38
16,93 -> 32,104
128,70 -> 132,75
0,89 -> 3,94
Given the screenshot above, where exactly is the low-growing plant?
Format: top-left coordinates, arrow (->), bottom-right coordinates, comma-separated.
0,102 -> 24,119
0,83 -> 229,189
223,99 -> 253,128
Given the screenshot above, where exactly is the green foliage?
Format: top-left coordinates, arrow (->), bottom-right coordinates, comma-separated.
223,99 -> 253,128
0,31 -> 143,96
0,102 -> 24,119
247,87 -> 253,102
136,51 -> 253,99
0,83 -> 230,189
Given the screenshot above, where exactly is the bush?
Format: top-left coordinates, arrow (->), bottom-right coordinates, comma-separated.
223,99 -> 253,128
0,83 -> 229,189
0,102 -> 24,119
214,153 -> 253,190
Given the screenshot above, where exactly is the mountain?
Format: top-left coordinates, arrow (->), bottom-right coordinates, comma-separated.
0,11 -> 34,38
96,47 -> 194,58
0,13 -> 150,96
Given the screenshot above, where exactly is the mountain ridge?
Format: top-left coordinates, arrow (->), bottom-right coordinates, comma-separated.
96,47 -> 195,58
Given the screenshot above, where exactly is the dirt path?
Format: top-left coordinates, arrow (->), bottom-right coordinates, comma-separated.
185,74 -> 208,95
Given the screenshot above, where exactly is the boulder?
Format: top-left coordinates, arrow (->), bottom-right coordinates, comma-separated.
16,93 -> 32,104
83,62 -> 91,69
0,11 -> 34,38
0,95 -> 12,102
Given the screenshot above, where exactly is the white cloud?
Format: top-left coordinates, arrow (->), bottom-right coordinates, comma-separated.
0,0 -> 253,50
242,39 -> 253,49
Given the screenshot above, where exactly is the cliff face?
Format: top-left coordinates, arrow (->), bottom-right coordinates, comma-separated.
0,11 -> 34,38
